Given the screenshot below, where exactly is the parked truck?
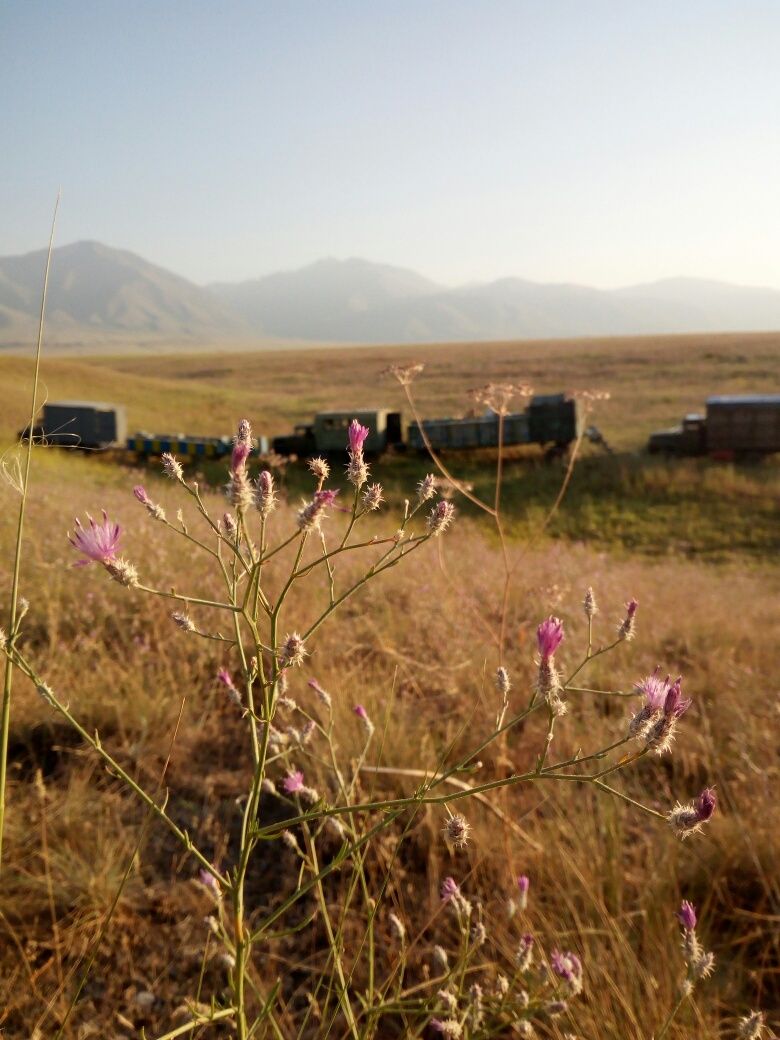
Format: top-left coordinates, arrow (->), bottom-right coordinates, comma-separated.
20,400 -> 127,449
647,395 -> 780,458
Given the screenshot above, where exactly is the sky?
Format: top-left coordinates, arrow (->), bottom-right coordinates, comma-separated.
2,0 -> 780,289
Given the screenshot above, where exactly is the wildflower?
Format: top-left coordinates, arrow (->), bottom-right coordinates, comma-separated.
668,787 -> 717,839
280,633 -> 307,667
347,419 -> 370,454
737,1011 -> 766,1039
308,456 -> 330,482
517,874 -> 530,911
430,1019 -> 462,1038
354,703 -> 375,734
639,675 -> 691,754
676,900 -> 697,931
536,616 -> 564,660
308,678 -> 332,709
437,990 -> 458,1015
495,666 -> 511,697
583,586 -> 597,618
197,869 -> 220,897
384,361 -> 425,385
618,598 -> 638,641
440,876 -> 461,902
388,912 -> 406,942
69,512 -> 121,566
255,470 -> 277,518
362,482 -> 384,510
282,769 -> 305,794
427,500 -> 456,536
551,950 -> 584,995
161,452 -> 183,480
417,473 -> 436,502
171,611 -> 195,632
443,813 -> 471,849
516,933 -> 535,972
297,488 -> 339,532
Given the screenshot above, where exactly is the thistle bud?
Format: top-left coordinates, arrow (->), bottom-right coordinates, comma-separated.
443,813 -> 471,849
668,787 -> 716,839
362,482 -> 384,511
517,874 -> 530,910
280,633 -> 307,667
583,586 -> 597,618
255,470 -> 277,518
171,611 -> 195,632
221,512 -> 237,537
427,500 -> 455,536
308,456 -> 330,482
617,598 -> 638,641
161,453 -> 183,481
417,473 -> 436,502
737,1011 -> 766,1039
495,666 -> 511,697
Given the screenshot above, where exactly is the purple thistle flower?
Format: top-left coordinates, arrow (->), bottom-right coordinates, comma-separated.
550,949 -> 584,994
677,900 -> 697,931
440,876 -> 461,901
69,512 -> 121,566
282,769 -> 305,794
668,787 -> 717,838
354,704 -> 368,721
217,667 -> 234,688
517,874 -> 530,909
536,616 -> 564,660
348,419 -> 370,454
133,485 -> 151,505
634,669 -> 670,712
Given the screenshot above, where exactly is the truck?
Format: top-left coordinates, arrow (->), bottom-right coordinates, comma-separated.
647,395 -> 780,458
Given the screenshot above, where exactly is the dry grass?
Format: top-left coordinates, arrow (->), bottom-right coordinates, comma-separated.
0,435 -> 778,1036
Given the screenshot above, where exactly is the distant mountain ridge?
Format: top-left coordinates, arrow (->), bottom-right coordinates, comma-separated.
2,240 -> 780,347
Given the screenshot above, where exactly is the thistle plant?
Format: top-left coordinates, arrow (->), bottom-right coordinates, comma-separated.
2,365 -> 771,1036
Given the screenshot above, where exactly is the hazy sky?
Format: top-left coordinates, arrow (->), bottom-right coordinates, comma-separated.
3,1 -> 780,288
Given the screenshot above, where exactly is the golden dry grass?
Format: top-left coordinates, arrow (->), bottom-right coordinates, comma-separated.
0,434 -> 778,1036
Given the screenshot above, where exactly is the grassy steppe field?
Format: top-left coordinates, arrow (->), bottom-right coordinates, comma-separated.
0,332 -> 778,1037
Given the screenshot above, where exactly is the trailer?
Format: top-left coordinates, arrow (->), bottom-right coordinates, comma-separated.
20,400 -> 127,449
127,432 -> 270,460
647,394 -> 780,458
272,409 -> 404,457
407,394 -> 582,452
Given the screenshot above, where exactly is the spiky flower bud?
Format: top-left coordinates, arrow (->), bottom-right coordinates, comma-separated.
362,482 -> 384,510
307,678 -> 332,709
737,1011 -> 766,1039
617,598 -> 638,641
161,453 -> 183,480
106,558 -> 139,588
171,611 -> 195,632
495,666 -> 511,697
427,500 -> 455,536
668,787 -> 717,839
516,933 -> 535,972
583,586 -> 597,618
417,473 -> 436,502
347,452 -> 369,489
297,489 -> 339,532
255,470 -> 277,518
221,512 -> 237,537
354,703 -> 375,735
308,456 -> 330,482
280,633 -> 307,667
430,1019 -> 462,1038
676,900 -> 697,931
443,813 -> 471,849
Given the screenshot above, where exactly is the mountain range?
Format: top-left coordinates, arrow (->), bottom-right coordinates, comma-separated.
2,240 -> 780,348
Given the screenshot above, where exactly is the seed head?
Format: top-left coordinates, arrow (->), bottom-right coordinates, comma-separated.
443,813 -> 471,849
384,361 -> 425,385
308,456 -> 330,482
427,500 -> 455,536
161,453 -> 183,481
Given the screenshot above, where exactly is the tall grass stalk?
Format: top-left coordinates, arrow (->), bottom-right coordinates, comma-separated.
0,193 -> 59,873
